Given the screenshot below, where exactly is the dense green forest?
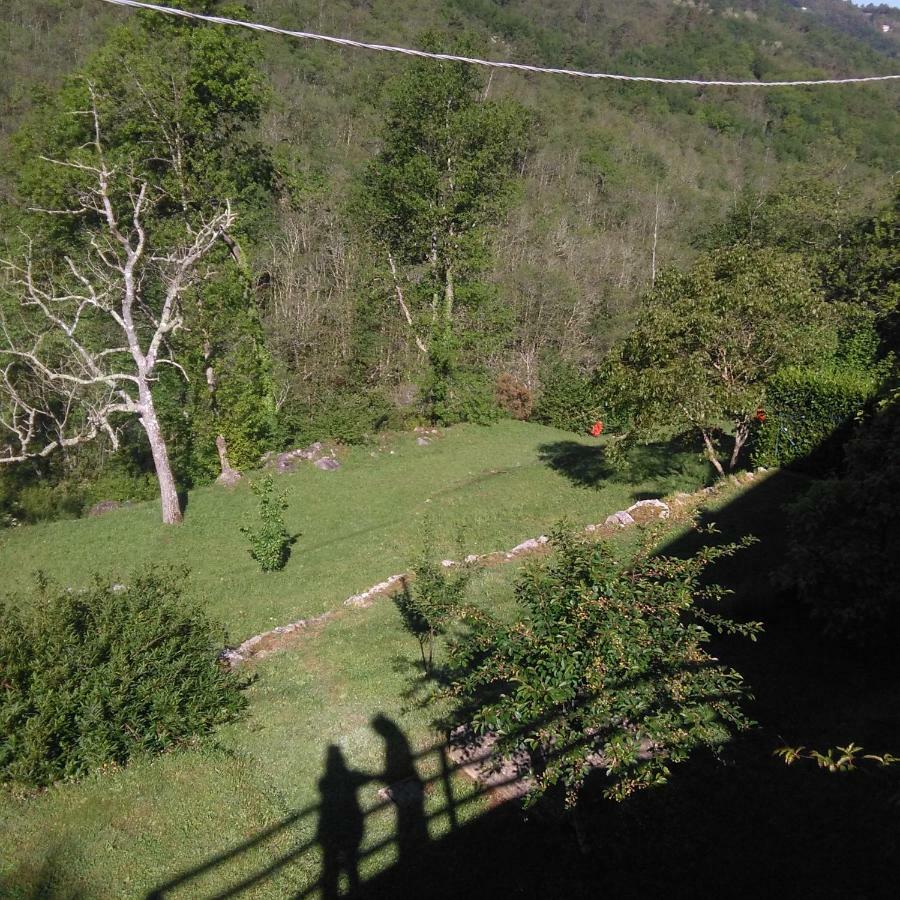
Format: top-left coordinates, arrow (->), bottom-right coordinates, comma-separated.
0,0 -> 897,522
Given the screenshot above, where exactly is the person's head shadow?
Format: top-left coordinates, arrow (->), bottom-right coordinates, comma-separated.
371,714 -> 418,782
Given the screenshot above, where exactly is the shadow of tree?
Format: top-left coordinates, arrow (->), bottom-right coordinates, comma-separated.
538,433 -> 715,493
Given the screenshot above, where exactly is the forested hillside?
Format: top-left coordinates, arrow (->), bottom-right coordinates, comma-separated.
0,0 -> 897,521
1,4 -> 898,894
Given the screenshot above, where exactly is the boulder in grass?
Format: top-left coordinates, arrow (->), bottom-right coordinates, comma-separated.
377,778 -> 424,808
314,457 -> 341,471
88,500 -> 122,517
216,468 -> 242,487
270,442 -> 332,473
448,724 -> 533,802
625,498 -> 670,523
605,510 -> 636,528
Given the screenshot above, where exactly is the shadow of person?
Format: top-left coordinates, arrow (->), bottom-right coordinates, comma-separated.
317,745 -> 367,899
371,714 -> 428,862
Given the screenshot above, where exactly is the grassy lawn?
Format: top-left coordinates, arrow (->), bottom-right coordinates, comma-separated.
0,421 -> 712,641
0,422 -> 712,897
2,434 -> 897,897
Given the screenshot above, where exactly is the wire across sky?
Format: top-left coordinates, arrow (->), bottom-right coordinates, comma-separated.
95,0 -> 900,88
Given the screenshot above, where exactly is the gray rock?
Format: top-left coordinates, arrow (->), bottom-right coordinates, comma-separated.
392,382 -> 418,407
625,498 -> 670,520
377,778 -> 424,808
216,468 -> 242,487
296,441 -> 324,460
87,500 -> 122,517
314,457 -> 341,471
605,510 -> 636,528
273,451 -> 301,474
448,724 -> 533,801
416,437 -> 432,446
270,442 -> 331,473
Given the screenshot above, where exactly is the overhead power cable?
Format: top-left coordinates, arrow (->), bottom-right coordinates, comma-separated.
95,0 -> 900,88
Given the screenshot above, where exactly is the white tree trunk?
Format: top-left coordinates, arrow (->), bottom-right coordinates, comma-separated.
139,385 -> 182,525
730,422 -> 750,471
701,429 -> 726,478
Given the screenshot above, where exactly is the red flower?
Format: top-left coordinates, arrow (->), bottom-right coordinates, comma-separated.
590,421 -> 604,437
755,408 -> 766,423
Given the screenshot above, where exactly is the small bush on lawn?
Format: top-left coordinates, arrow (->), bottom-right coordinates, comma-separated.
241,474 -> 292,572
445,526 -> 760,809
395,526 -> 472,676
0,568 -> 246,787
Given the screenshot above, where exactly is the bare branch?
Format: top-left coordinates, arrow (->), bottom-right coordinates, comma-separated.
0,98 -> 236,474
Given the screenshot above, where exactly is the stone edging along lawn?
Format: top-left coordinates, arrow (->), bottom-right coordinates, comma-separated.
220,472 -> 759,668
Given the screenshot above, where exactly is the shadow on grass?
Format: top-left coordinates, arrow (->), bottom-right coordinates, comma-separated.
142,658 -> 898,899
538,433 -> 715,494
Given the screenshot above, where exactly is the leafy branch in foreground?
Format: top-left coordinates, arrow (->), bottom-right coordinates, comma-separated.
445,525 -> 760,809
775,743 -> 900,773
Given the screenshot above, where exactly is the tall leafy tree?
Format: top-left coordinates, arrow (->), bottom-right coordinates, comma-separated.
601,246 -> 835,475
355,36 -> 531,421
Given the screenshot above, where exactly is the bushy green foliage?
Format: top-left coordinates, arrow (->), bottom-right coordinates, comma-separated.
241,474 -> 291,572
782,392 -> 900,646
282,389 -> 394,446
81,468 -> 158,510
752,366 -> 877,471
533,358 -> 603,434
825,189 -> 900,355
424,347 -> 500,427
446,527 -> 759,807
0,456 -> 157,525
0,567 -> 246,787
395,526 -> 472,675
601,246 -> 834,473
13,482 -> 85,524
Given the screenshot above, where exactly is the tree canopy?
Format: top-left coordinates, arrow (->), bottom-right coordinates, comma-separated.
601,246 -> 836,474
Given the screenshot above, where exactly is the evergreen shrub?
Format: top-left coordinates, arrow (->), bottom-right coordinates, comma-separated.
782,394 -> 900,646
532,359 -> 602,434
752,366 -> 876,472
0,568 -> 246,787
286,390 -> 393,446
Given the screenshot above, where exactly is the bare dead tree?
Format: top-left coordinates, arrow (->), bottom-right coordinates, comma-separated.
0,94 -> 234,524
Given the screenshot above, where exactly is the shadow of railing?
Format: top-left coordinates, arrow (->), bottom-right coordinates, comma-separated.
148,714 -> 552,900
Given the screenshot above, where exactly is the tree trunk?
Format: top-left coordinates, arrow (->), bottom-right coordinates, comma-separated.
701,429 -> 726,478
730,422 -> 750,472
139,386 -> 182,524
444,265 -> 454,324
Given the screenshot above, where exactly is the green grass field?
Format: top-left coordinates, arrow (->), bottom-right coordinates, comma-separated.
0,421 -> 711,640
0,421 -> 713,898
